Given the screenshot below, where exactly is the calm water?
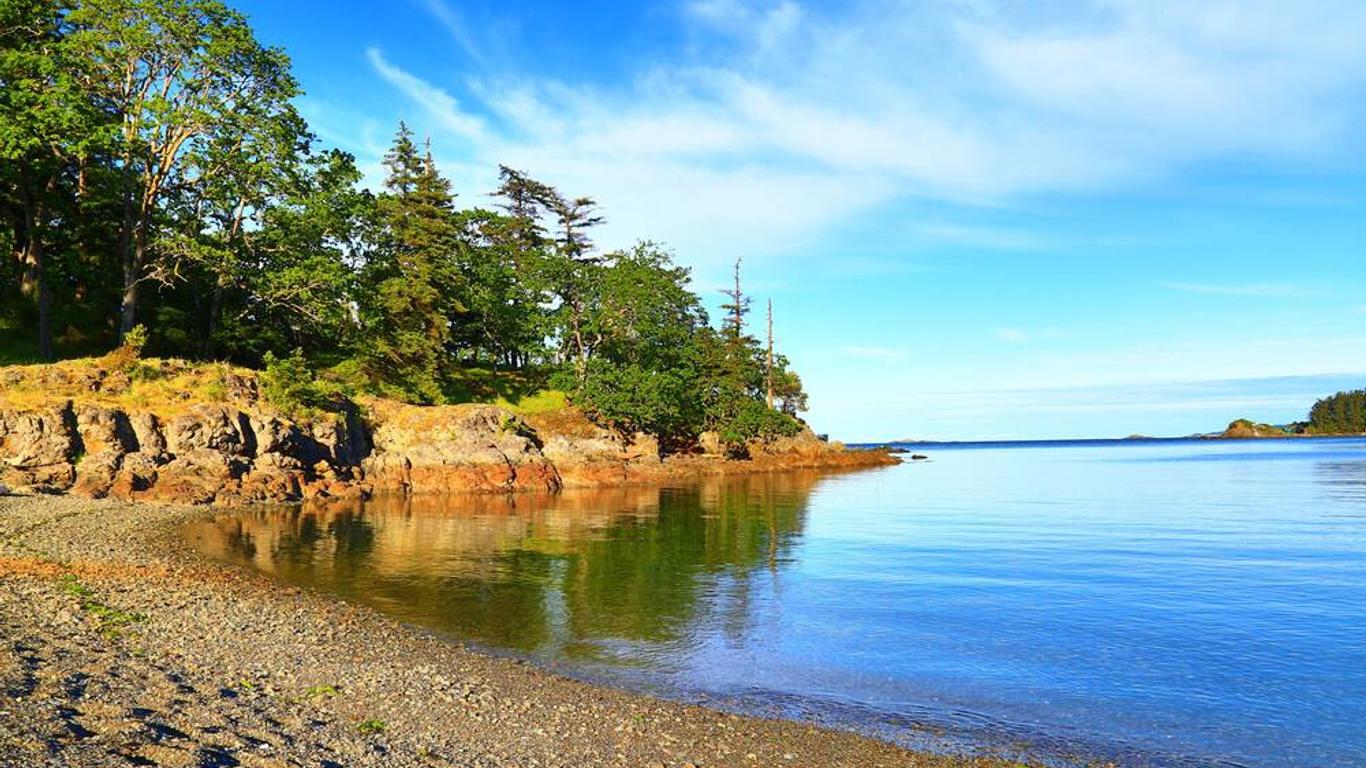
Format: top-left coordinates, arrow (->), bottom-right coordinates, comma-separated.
186,438 -> 1366,767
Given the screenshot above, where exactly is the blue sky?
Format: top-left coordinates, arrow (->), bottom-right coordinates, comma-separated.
236,0 -> 1366,441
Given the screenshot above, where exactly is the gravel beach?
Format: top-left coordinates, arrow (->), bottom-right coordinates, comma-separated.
0,494 -> 1024,768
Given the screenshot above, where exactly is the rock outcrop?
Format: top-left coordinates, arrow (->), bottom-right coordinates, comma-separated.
0,401 -> 371,505
1219,419 -> 1297,439
0,398 -> 897,505
363,403 -> 559,495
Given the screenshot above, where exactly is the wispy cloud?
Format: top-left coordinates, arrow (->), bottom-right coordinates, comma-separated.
992,327 -> 1068,343
413,0 -> 487,66
1163,282 -> 1314,298
365,48 -> 487,143
826,373 -> 1366,441
363,1 -> 1366,274
916,223 -> 1064,252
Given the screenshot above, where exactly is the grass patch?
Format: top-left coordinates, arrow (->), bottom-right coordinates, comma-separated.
357,718 -> 387,735
495,388 -> 567,415
441,366 -> 552,405
304,683 -> 340,699
59,574 -> 147,640
0,356 -> 255,414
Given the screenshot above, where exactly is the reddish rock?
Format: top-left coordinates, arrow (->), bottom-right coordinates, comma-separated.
0,394 -> 896,505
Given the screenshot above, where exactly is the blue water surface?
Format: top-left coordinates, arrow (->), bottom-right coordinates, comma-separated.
190,437 -> 1366,767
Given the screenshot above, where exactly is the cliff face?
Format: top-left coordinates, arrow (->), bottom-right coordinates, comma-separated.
0,397 -> 895,505
0,401 -> 370,504
0,358 -> 896,504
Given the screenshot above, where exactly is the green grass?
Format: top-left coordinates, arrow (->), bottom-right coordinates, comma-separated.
357,718 -> 387,735
59,574 -> 148,639
440,365 -> 553,405
495,388 -> 568,415
304,683 -> 340,699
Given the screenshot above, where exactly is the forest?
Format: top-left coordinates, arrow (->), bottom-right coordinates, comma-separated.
0,0 -> 807,449
1308,390 -> 1366,435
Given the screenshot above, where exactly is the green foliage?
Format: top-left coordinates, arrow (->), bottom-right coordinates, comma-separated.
304,684 -> 339,699
570,361 -> 704,440
1,2 -> 813,450
1308,389 -> 1366,434
261,349 -> 328,418
716,397 -> 803,449
103,324 -> 148,372
356,123 -> 461,403
356,719 -> 387,735
59,573 -> 148,640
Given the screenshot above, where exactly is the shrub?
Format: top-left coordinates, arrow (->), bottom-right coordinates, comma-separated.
567,362 -> 703,441
716,398 -> 802,450
103,324 -> 149,372
261,349 -> 329,419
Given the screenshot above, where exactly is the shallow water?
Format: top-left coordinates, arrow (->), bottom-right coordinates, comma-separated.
186,438 -> 1366,767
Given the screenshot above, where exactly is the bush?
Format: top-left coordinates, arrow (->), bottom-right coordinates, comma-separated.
261,348 -> 329,419
103,324 -> 149,372
568,362 -> 704,441
716,398 -> 802,449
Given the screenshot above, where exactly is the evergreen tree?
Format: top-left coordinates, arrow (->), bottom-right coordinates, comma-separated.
1309,390 -> 1366,434
719,257 -> 752,345
360,125 -> 461,402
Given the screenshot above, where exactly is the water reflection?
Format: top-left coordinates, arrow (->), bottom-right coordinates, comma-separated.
187,472 -> 823,661
187,441 -> 1366,767
1314,460 -> 1366,504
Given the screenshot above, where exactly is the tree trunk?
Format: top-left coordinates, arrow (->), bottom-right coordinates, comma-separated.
116,164 -> 137,340
766,299 -> 774,409
14,187 -> 52,359
34,235 -> 52,361
118,223 -> 145,336
205,280 -> 224,357
13,196 -> 34,298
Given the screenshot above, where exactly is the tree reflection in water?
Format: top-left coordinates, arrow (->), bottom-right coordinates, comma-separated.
187,472 -> 828,664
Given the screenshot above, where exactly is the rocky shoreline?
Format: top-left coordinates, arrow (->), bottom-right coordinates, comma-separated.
0,493 -> 1026,768
0,382 -> 897,506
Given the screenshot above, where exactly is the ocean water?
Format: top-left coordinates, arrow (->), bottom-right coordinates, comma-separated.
186,438 -> 1366,767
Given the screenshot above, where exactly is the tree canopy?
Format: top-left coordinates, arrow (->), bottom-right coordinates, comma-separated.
1308,390 -> 1366,434
0,0 -> 809,451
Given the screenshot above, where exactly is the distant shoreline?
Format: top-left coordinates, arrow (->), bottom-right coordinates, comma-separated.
864,432 -> 1366,447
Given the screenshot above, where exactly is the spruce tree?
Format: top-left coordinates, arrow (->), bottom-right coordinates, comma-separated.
362,124 -> 460,402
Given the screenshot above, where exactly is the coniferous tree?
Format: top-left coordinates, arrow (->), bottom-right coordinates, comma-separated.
360,125 -> 460,401
719,257 -> 752,344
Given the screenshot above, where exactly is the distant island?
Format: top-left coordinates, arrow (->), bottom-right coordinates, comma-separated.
1213,388 -> 1366,438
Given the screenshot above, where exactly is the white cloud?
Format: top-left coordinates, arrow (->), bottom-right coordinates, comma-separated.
366,48 -> 487,144
357,0 -> 1366,277
992,327 -> 1069,343
413,0 -> 486,66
